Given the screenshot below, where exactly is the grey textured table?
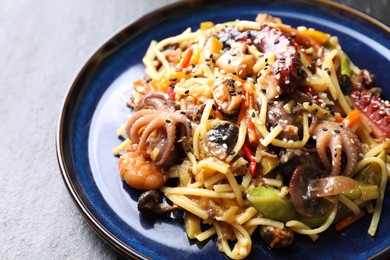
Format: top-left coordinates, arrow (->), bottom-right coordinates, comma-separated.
0,0 -> 388,259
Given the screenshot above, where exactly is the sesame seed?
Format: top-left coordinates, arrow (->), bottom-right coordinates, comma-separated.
261,88 -> 266,93
184,90 -> 190,95
169,78 -> 177,81
165,119 -> 171,123
334,129 -> 340,133
226,79 -> 235,87
323,128 -> 328,131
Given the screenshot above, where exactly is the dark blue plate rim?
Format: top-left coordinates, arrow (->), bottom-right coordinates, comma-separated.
56,0 -> 390,259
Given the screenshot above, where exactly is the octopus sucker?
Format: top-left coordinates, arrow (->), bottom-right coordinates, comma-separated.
313,121 -> 360,176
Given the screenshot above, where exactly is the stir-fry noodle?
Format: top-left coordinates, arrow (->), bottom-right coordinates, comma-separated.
114,14 -> 390,259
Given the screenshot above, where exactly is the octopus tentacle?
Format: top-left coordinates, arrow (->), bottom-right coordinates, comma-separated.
135,92 -> 176,112
341,131 -> 360,176
314,121 -> 360,176
168,113 -> 192,142
137,117 -> 167,154
125,92 -> 192,166
125,110 -> 156,138
315,126 -> 333,170
156,120 -> 177,165
329,134 -> 343,176
129,113 -> 160,144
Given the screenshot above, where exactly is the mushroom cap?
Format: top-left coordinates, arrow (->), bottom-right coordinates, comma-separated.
289,163 -> 331,218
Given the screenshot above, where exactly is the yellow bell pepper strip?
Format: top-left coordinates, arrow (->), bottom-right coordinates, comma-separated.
200,21 -> 214,30
303,29 -> 331,46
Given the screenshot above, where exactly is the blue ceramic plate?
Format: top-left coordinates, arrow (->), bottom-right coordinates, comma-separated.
56,0 -> 390,259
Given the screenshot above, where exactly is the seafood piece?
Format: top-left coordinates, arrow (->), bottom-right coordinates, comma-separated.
125,92 -> 192,166
119,150 -> 166,190
351,90 -> 390,139
311,121 -> 360,176
125,110 -> 191,165
259,225 -> 294,248
212,76 -> 244,115
216,24 -> 302,88
216,48 -> 255,77
135,91 -> 176,112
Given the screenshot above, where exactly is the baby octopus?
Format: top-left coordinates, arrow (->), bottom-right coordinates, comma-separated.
125,92 -> 192,166
311,121 -> 360,176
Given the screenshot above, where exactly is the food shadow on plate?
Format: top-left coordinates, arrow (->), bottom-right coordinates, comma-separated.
121,180 -> 187,229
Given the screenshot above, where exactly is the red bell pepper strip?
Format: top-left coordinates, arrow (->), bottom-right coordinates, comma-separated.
243,142 -> 257,176
167,86 -> 175,100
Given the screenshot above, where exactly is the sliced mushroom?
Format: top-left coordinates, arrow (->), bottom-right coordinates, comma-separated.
137,190 -> 180,219
309,176 -> 357,198
206,122 -> 239,160
289,163 -> 331,217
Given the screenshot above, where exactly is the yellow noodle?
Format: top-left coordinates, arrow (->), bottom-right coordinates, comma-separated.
286,199 -> 338,235
162,187 -> 236,199
236,207 -> 258,225
195,227 -> 216,241
225,170 -> 244,206
338,194 -> 361,215
166,194 -> 209,220
244,217 -> 284,230
112,138 -> 130,155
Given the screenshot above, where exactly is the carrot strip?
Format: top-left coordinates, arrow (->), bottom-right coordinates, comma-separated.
343,109 -> 362,128
335,211 -> 365,232
246,93 -> 257,143
176,49 -> 193,72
